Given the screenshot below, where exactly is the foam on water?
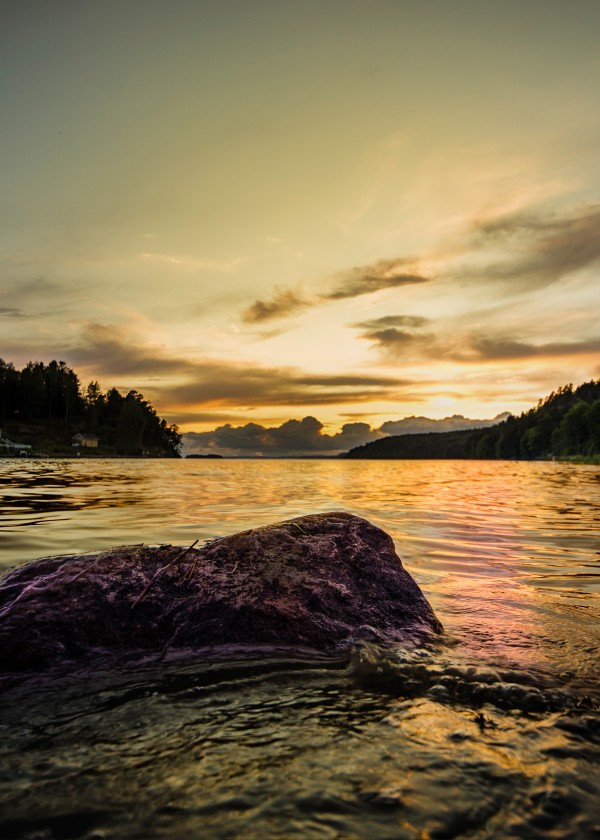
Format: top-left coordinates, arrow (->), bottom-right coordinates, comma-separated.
348,641 -> 600,714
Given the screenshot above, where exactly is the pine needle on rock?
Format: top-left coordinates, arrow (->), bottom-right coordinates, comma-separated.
131,540 -> 198,609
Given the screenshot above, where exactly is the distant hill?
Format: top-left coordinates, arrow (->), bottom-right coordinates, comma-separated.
344,381 -> 600,460
379,412 -> 510,436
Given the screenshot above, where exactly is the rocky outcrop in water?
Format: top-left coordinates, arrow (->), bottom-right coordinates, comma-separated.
0,512 -> 441,673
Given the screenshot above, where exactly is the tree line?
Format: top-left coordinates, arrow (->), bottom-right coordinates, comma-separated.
0,359 -> 182,457
345,380 -> 600,460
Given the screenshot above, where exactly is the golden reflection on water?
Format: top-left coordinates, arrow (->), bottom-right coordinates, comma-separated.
1,459 -> 599,840
0,458 -> 598,678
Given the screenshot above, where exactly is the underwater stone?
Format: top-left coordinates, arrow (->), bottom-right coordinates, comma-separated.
0,512 -> 442,673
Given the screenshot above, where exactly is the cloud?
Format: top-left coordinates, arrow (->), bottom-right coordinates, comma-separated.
64,322 -> 196,377
352,313 -> 433,358
324,257 -> 431,300
463,335 -> 600,362
0,277 -> 61,302
162,369 -> 412,409
462,204 -> 600,289
242,203 -> 598,327
473,204 -> 600,244
359,327 -> 423,350
241,288 -> 310,324
183,416 -> 384,457
241,259 -> 432,324
379,413 -> 510,436
363,330 -> 600,364
183,409 -> 516,457
0,277 -> 91,321
44,321 -> 417,410
351,315 -> 430,331
351,309 -> 600,366
165,411 -> 257,425
139,252 -> 246,271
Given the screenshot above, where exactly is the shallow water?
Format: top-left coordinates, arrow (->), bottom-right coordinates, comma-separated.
0,459 -> 599,838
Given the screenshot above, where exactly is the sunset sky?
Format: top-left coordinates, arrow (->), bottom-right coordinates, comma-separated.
1,1 -> 599,454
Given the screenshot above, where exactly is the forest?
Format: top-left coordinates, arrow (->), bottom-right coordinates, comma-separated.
345,380 -> 600,461
0,359 -> 182,457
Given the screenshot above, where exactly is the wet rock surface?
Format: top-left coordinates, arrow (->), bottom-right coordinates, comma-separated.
0,512 -> 441,674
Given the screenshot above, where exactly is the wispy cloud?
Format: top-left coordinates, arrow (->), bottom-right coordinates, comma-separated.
241,258 -> 432,324
352,312 -> 600,365
242,203 -> 600,327
461,335 -> 600,362
459,204 -> 600,289
163,411 -> 250,425
241,288 -> 310,324
351,315 -> 430,330
323,257 -> 430,300
162,369 -> 414,409
352,315 -> 431,350
353,313 -> 432,358
0,277 -> 83,320
0,278 -> 61,302
65,322 -> 196,377
139,253 -> 246,271
44,321 -> 419,410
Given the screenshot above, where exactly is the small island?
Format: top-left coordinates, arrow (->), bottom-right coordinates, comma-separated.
185,453 -> 224,459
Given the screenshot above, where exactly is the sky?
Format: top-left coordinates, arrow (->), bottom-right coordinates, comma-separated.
1,0 -> 599,455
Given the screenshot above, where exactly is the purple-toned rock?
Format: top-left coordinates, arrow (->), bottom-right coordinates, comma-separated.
0,512 -> 441,673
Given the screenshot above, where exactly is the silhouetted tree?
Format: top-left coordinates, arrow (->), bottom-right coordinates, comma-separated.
0,360 -> 19,424
346,380 -> 600,460
0,359 -> 182,456
85,381 -> 105,433
116,393 -> 147,454
554,401 -> 590,455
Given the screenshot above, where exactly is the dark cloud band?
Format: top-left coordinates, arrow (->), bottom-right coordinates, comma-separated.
241,259 -> 431,324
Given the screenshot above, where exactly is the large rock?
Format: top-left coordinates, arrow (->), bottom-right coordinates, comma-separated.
0,512 -> 441,673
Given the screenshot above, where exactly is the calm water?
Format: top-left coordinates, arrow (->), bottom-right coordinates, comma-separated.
0,458 -> 599,839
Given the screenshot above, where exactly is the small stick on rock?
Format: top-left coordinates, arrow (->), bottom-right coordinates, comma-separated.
131,540 -> 198,609
70,554 -> 106,583
182,557 -> 198,583
71,544 -> 146,584
291,522 -> 309,536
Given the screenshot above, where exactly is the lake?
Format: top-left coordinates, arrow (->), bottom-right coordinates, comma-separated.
0,458 -> 599,839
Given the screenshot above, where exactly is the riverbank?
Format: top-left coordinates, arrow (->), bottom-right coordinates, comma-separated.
0,453 -> 179,460
558,454 -> 600,465
0,421 -> 180,458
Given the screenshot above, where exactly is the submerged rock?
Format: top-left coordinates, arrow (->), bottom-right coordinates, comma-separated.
0,512 -> 441,673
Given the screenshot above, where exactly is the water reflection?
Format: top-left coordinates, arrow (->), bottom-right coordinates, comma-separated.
1,458 -> 598,673
1,654 -> 598,840
1,458 -> 599,839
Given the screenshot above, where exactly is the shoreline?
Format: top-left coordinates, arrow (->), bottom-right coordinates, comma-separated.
1,453 -> 599,464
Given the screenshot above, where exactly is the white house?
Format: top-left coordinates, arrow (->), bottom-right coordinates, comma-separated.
72,433 -> 100,448
0,429 -> 32,453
